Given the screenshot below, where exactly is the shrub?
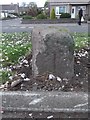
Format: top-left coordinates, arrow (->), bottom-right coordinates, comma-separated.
36,13 -> 47,19
22,15 -> 33,19
50,8 -> 56,19
60,13 -> 71,18
37,8 -> 43,15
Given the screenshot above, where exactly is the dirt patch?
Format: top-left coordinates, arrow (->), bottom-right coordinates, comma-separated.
2,48 -> 88,92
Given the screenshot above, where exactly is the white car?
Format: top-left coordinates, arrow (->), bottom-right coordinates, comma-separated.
8,14 -> 17,18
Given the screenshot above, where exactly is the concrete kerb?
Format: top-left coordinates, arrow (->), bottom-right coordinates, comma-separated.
1,91 -> 89,113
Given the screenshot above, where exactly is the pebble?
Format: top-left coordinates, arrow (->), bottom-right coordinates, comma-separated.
47,115 -> 53,119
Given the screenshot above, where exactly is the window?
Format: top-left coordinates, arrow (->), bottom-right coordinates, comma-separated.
56,7 -> 59,15
59,6 -> 66,13
72,8 -> 74,13
55,6 -> 66,15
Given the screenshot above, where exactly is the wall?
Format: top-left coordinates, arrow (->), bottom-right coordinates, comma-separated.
21,18 -> 87,24
87,4 -> 90,17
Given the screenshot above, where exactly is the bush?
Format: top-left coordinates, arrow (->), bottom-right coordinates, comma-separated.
37,8 -> 43,15
50,8 -> 56,19
60,13 -> 71,18
22,15 -> 33,19
36,13 -> 47,19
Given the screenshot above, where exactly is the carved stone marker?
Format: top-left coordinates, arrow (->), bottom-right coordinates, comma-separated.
31,27 -> 74,80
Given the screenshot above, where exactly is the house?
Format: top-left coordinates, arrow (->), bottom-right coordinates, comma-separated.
0,4 -> 19,13
19,7 -> 29,15
48,0 -> 90,19
0,3 -> 19,18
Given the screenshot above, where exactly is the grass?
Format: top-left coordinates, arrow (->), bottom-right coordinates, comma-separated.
72,33 -> 89,50
0,32 -> 89,84
0,32 -> 32,84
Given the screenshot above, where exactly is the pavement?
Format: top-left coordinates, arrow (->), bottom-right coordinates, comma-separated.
0,91 -> 89,118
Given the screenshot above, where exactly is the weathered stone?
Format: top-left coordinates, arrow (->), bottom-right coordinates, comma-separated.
31,27 -> 74,80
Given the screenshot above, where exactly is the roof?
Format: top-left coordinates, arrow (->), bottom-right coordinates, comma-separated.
48,0 -> 90,4
0,4 -> 19,10
19,7 -> 29,12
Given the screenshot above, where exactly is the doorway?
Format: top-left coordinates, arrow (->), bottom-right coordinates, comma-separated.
71,6 -> 76,18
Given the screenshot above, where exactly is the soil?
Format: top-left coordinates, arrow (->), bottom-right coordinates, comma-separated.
4,47 -> 89,92
3,111 -> 88,119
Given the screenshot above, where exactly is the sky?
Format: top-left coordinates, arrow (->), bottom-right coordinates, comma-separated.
0,0 -> 47,7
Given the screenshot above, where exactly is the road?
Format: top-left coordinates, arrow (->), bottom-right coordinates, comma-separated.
0,18 -> 33,33
0,18 -> 89,33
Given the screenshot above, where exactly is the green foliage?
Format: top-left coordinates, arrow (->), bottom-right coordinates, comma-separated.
72,33 -> 89,50
22,15 -> 33,19
44,1 -> 49,8
2,44 -> 32,67
0,32 -> 32,83
36,13 -> 47,19
28,2 -> 38,17
1,71 -> 13,84
50,8 -> 56,19
37,8 -> 43,15
1,32 -> 32,66
28,2 -> 37,8
44,9 -> 49,17
60,13 -> 71,18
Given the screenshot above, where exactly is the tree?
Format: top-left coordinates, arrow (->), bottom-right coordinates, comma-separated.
21,2 -> 26,7
44,1 -> 49,8
20,2 -> 27,15
28,2 -> 37,8
43,1 -> 50,17
27,2 -> 38,17
50,8 -> 56,19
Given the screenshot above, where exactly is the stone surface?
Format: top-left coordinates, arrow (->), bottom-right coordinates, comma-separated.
1,91 -> 88,118
88,21 -> 90,36
31,27 -> 74,80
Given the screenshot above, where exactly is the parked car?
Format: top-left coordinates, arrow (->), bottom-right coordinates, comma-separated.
8,14 -> 17,18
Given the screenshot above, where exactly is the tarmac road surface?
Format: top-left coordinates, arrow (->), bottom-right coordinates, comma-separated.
0,18 -> 88,33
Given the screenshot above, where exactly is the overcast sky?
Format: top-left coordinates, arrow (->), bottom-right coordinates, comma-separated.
0,0 -> 47,7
